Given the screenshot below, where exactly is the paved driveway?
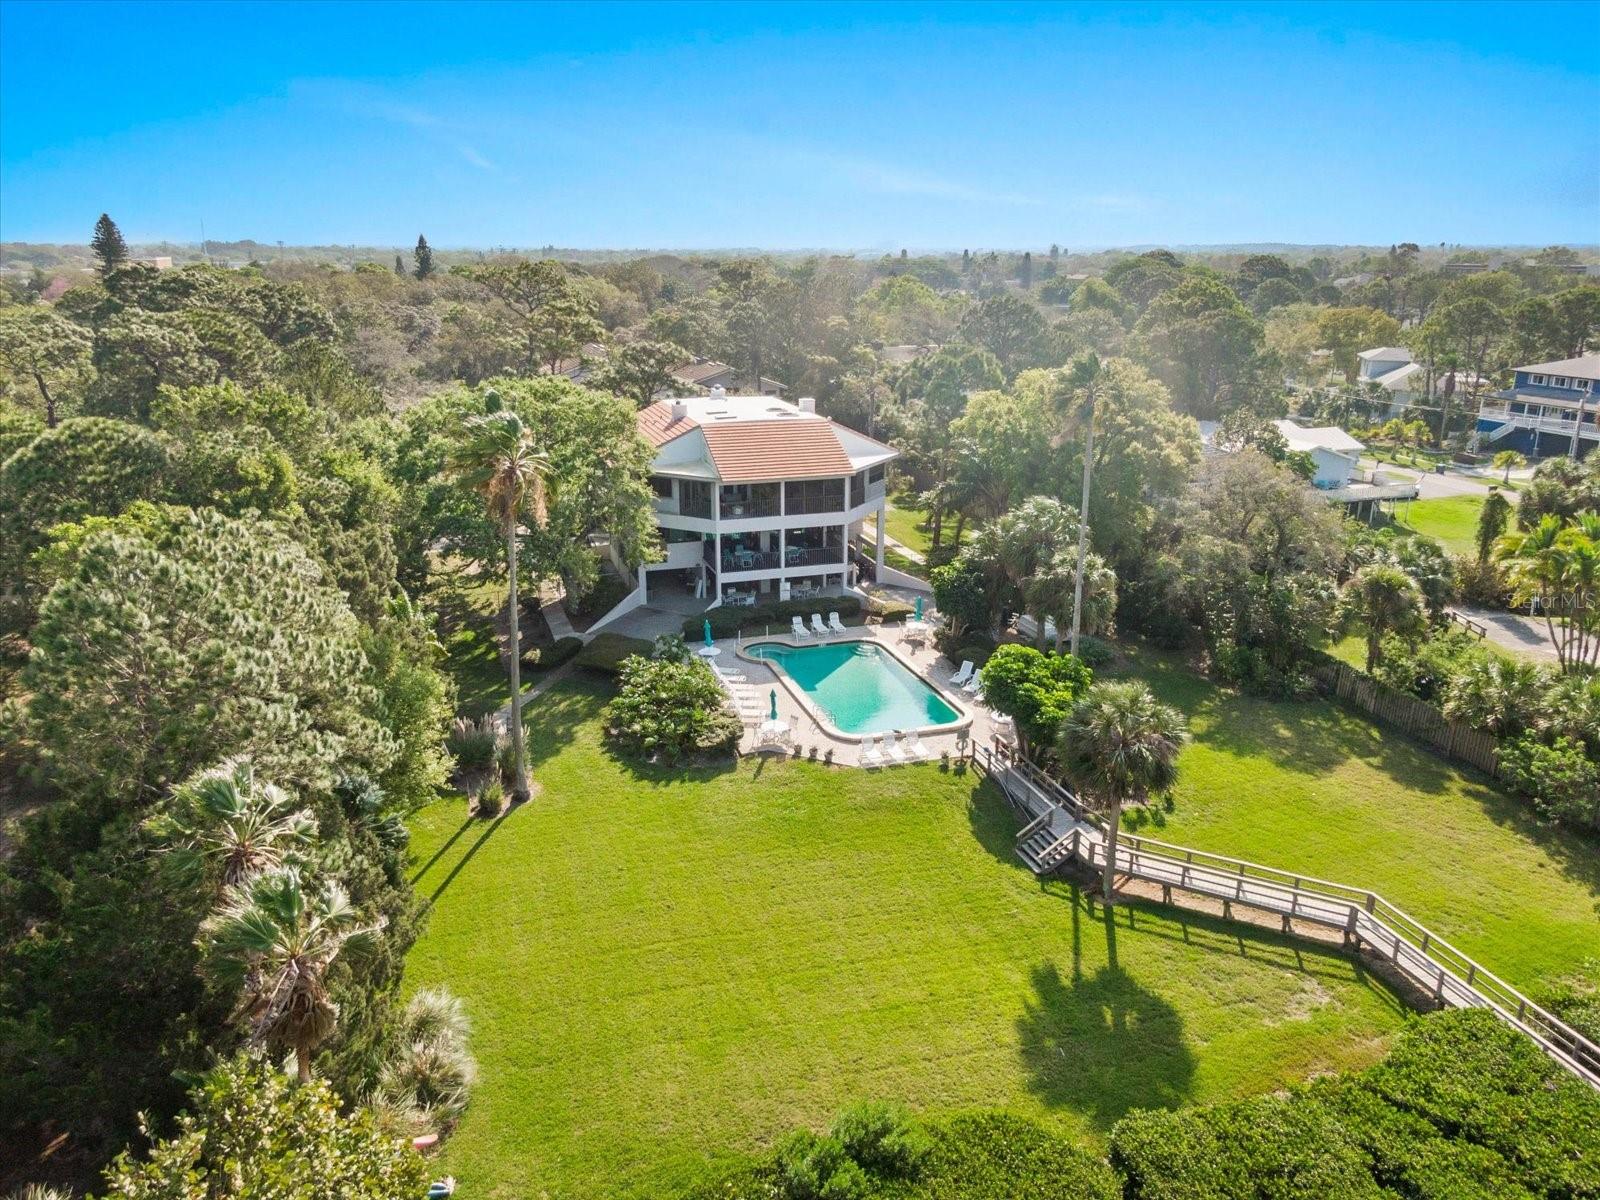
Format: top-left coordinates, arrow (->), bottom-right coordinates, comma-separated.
1449,605 -> 1561,662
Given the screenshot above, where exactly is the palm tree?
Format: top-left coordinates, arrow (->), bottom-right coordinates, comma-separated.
1058,681 -> 1187,903
1441,657 -> 1547,737
1339,564 -> 1425,672
1493,449 -> 1526,484
199,867 -> 383,1084
1497,515 -> 1598,673
1060,353 -> 1102,657
449,399 -> 551,802
146,757 -> 316,891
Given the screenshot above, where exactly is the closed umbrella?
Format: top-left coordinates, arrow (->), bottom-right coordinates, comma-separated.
698,617 -> 720,657
914,595 -> 924,620
769,689 -> 778,720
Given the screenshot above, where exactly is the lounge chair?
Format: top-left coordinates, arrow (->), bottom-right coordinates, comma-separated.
860,737 -> 885,767
963,670 -> 982,696
904,731 -> 930,761
949,660 -> 975,687
791,615 -> 811,640
811,613 -> 828,636
884,732 -> 908,765
828,611 -> 848,634
716,668 -> 747,683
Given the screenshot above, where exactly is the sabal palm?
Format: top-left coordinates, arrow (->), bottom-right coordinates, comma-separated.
147,757 -> 316,891
1061,353 -> 1102,656
1340,564 -> 1424,671
449,402 -> 551,801
1441,657 -> 1546,738
1497,516 -> 1597,673
1058,681 -> 1187,903
199,867 -> 383,1084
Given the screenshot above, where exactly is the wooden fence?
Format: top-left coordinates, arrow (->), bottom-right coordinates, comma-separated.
1308,653 -> 1501,778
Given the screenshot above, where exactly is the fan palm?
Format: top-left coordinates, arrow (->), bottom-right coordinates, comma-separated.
1441,657 -> 1547,738
199,867 -> 383,1084
1497,515 -> 1598,673
1058,681 -> 1187,903
448,399 -> 552,801
146,757 -> 316,891
1339,564 -> 1425,672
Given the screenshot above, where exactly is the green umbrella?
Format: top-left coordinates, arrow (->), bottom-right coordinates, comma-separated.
703,618 -> 713,647
769,689 -> 779,721
914,595 -> 923,620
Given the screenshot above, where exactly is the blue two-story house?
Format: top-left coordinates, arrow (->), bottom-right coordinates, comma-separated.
1476,354 -> 1599,459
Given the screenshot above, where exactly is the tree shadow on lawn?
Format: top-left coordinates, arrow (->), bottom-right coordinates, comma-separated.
1017,883 -> 1406,1131
421,807 -> 515,909
1017,893 -> 1195,1129
523,680 -> 610,768
1455,777 -> 1600,915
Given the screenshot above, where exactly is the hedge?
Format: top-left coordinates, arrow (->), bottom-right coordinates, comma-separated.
1110,1009 -> 1600,1200
683,597 -> 863,640
573,632 -> 654,675
521,635 -> 582,674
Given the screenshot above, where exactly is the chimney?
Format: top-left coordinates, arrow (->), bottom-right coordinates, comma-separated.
709,384 -> 727,401
670,399 -> 688,422
798,396 -> 816,414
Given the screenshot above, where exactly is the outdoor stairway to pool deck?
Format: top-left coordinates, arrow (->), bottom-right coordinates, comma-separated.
979,746 -> 1600,1092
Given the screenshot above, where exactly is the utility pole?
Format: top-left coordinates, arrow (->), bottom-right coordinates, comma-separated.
1572,387 -> 1589,461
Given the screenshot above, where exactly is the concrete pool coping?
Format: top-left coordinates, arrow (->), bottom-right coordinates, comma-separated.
735,635 -> 973,744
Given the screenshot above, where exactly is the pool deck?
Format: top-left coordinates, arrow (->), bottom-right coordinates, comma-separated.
707,625 -> 1007,767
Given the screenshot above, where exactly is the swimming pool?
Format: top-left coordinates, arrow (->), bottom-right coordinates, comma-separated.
745,640 -> 962,736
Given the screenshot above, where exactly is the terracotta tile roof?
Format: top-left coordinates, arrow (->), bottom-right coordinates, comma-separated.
637,400 -> 701,447
699,418 -> 854,482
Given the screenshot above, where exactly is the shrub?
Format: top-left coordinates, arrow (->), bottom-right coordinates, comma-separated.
375,987 -> 477,1136
1497,735 -> 1600,830
1075,634 -> 1115,668
653,632 -> 692,662
1110,1009 -> 1600,1200
574,632 -> 654,675
829,1100 -> 932,1178
1453,554 -> 1510,607
1538,958 -> 1600,1044
773,1131 -> 870,1200
954,641 -> 996,669
446,715 -> 499,773
977,643 -> 1092,755
684,597 -> 862,641
605,657 -> 742,763
570,565 -> 632,623
869,598 -> 915,624
522,635 -> 582,674
475,774 -> 505,819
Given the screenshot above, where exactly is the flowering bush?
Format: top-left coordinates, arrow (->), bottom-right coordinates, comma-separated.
604,656 -> 742,763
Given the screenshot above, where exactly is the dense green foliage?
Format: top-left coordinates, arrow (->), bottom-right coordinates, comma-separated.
977,643 -> 1093,756
687,596 -> 864,640
1110,1009 -> 1600,1200
100,1055 -> 428,1199
604,655 -> 743,762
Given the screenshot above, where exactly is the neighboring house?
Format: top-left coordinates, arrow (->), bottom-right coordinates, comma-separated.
1273,419 -> 1364,488
635,388 -> 896,606
551,341 -> 610,384
878,343 -> 938,367
1475,353 -> 1600,459
1357,346 -> 1424,415
669,358 -> 786,397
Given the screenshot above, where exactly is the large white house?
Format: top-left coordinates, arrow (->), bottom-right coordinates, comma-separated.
635,389 -> 897,607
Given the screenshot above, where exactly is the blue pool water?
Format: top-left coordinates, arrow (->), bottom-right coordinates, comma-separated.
747,640 -> 961,735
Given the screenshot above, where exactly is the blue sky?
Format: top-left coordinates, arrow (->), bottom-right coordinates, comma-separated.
2,1 -> 1596,250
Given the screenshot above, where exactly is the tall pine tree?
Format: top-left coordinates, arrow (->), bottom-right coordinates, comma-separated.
394,253 -> 405,276
413,235 -> 434,280
91,213 -> 128,276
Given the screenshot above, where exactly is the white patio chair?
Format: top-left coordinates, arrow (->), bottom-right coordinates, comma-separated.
963,669 -> 982,696
949,660 -> 975,687
791,615 -> 811,640
828,611 -> 848,634
884,732 -> 908,765
860,737 -> 885,768
904,731 -> 930,761
810,613 -> 828,636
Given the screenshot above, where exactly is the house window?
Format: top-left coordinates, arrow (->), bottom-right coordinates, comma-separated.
679,480 -> 712,519
1551,377 -> 1569,389
1530,374 -> 1546,385
785,478 -> 845,515
650,475 -> 673,499
867,464 -> 885,484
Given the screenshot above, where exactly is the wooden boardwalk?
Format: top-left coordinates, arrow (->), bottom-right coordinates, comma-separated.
982,748 -> 1600,1091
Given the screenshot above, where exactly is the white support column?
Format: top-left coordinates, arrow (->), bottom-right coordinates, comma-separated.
875,501 -> 886,575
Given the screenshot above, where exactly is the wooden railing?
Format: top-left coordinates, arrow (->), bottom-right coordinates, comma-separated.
978,748 -> 1600,1090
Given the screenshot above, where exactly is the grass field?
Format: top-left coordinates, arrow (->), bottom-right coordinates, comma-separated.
1393,493 -> 1487,557
1107,648 -> 1599,988
880,498 -> 934,556
404,676 -> 1410,1199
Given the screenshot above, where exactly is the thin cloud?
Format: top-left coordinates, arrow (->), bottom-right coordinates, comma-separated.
458,145 -> 495,171
772,145 -> 1041,207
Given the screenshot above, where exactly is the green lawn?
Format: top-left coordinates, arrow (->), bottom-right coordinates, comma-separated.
404,676 -> 1408,1199
426,567 -> 531,718
880,497 -> 933,556
1392,493 -> 1487,557
1110,648 -> 1600,989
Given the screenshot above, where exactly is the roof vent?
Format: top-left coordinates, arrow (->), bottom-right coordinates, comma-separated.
670,399 -> 688,422
798,396 -> 816,414
709,384 -> 727,400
